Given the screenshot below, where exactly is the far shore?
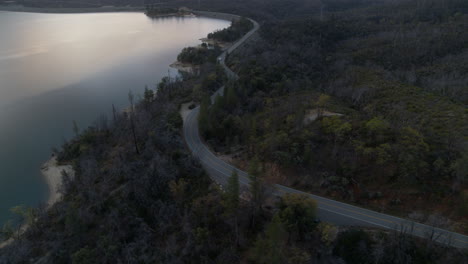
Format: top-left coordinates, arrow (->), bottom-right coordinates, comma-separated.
0,5 -> 145,13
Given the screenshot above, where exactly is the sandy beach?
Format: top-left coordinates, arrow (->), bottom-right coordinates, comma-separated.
170,61 -> 197,74
40,156 -> 74,208
0,156 -> 74,249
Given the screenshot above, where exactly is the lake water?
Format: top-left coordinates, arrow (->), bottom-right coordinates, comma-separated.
0,11 -> 229,225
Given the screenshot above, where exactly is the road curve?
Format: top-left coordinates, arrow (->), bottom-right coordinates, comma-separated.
182,15 -> 468,249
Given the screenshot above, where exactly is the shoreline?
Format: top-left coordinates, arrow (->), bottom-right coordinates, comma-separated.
0,156 -> 74,249
0,9 -> 231,249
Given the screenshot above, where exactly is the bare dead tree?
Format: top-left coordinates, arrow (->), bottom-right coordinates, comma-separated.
128,90 -> 140,155
112,104 -> 117,123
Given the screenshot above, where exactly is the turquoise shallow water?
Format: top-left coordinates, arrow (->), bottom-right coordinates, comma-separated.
0,11 -> 229,225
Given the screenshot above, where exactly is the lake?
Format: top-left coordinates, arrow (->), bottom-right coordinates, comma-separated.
0,11 -> 229,225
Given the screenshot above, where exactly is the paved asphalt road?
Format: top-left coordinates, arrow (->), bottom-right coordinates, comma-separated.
182,16 -> 468,249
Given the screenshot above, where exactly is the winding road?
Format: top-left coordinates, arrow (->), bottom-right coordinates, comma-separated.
183,14 -> 468,249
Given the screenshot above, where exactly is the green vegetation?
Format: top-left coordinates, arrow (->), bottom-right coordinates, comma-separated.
278,194 -> 317,240
248,158 -> 263,217
250,214 -> 287,264
225,169 -> 240,214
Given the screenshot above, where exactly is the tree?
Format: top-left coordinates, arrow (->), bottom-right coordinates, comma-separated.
225,169 -> 240,246
112,104 -> 117,123
397,127 -> 429,181
201,73 -> 219,92
167,111 -> 183,130
225,169 -> 240,214
334,230 -> 373,264
72,120 -> 80,137
250,214 -> 287,264
321,116 -> 352,156
225,84 -> 238,109
248,157 -> 264,227
128,90 -> 140,155
248,118 -> 258,155
128,90 -> 135,112
72,246 -> 95,264
365,117 -> 390,145
198,94 -> 211,136
317,222 -> 338,246
212,94 -> 225,113
316,93 -> 330,119
451,152 -> 468,183
248,157 -> 265,227
278,194 -> 317,240
169,178 -> 188,205
143,85 -> 154,108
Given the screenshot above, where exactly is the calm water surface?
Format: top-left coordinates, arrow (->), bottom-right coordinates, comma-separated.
0,11 -> 229,225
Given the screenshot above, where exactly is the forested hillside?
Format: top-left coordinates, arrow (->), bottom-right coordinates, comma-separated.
1,48 -> 465,263
195,0 -> 468,232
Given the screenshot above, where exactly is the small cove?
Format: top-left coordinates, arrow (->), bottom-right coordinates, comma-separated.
0,11 -> 230,225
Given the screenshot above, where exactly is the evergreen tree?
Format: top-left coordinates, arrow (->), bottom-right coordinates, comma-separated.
248,157 -> 263,227
398,127 -> 429,181
143,86 -> 154,104
278,193 -> 317,240
316,93 -> 330,119
225,84 -> 238,109
72,120 -> 80,137
250,214 -> 287,264
451,151 -> 468,183
225,169 -> 240,247
71,247 -> 95,264
248,118 -> 258,155
212,94 -> 225,114
226,169 -> 240,214
248,158 -> 261,208
128,90 -> 140,155
198,94 -> 211,136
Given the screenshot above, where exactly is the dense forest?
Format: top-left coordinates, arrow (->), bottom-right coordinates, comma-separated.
1,0 -> 467,263
195,0 -> 468,234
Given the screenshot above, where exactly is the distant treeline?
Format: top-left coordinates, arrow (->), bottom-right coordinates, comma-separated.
145,6 -> 177,14
144,6 -> 191,17
10,0 -> 468,14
